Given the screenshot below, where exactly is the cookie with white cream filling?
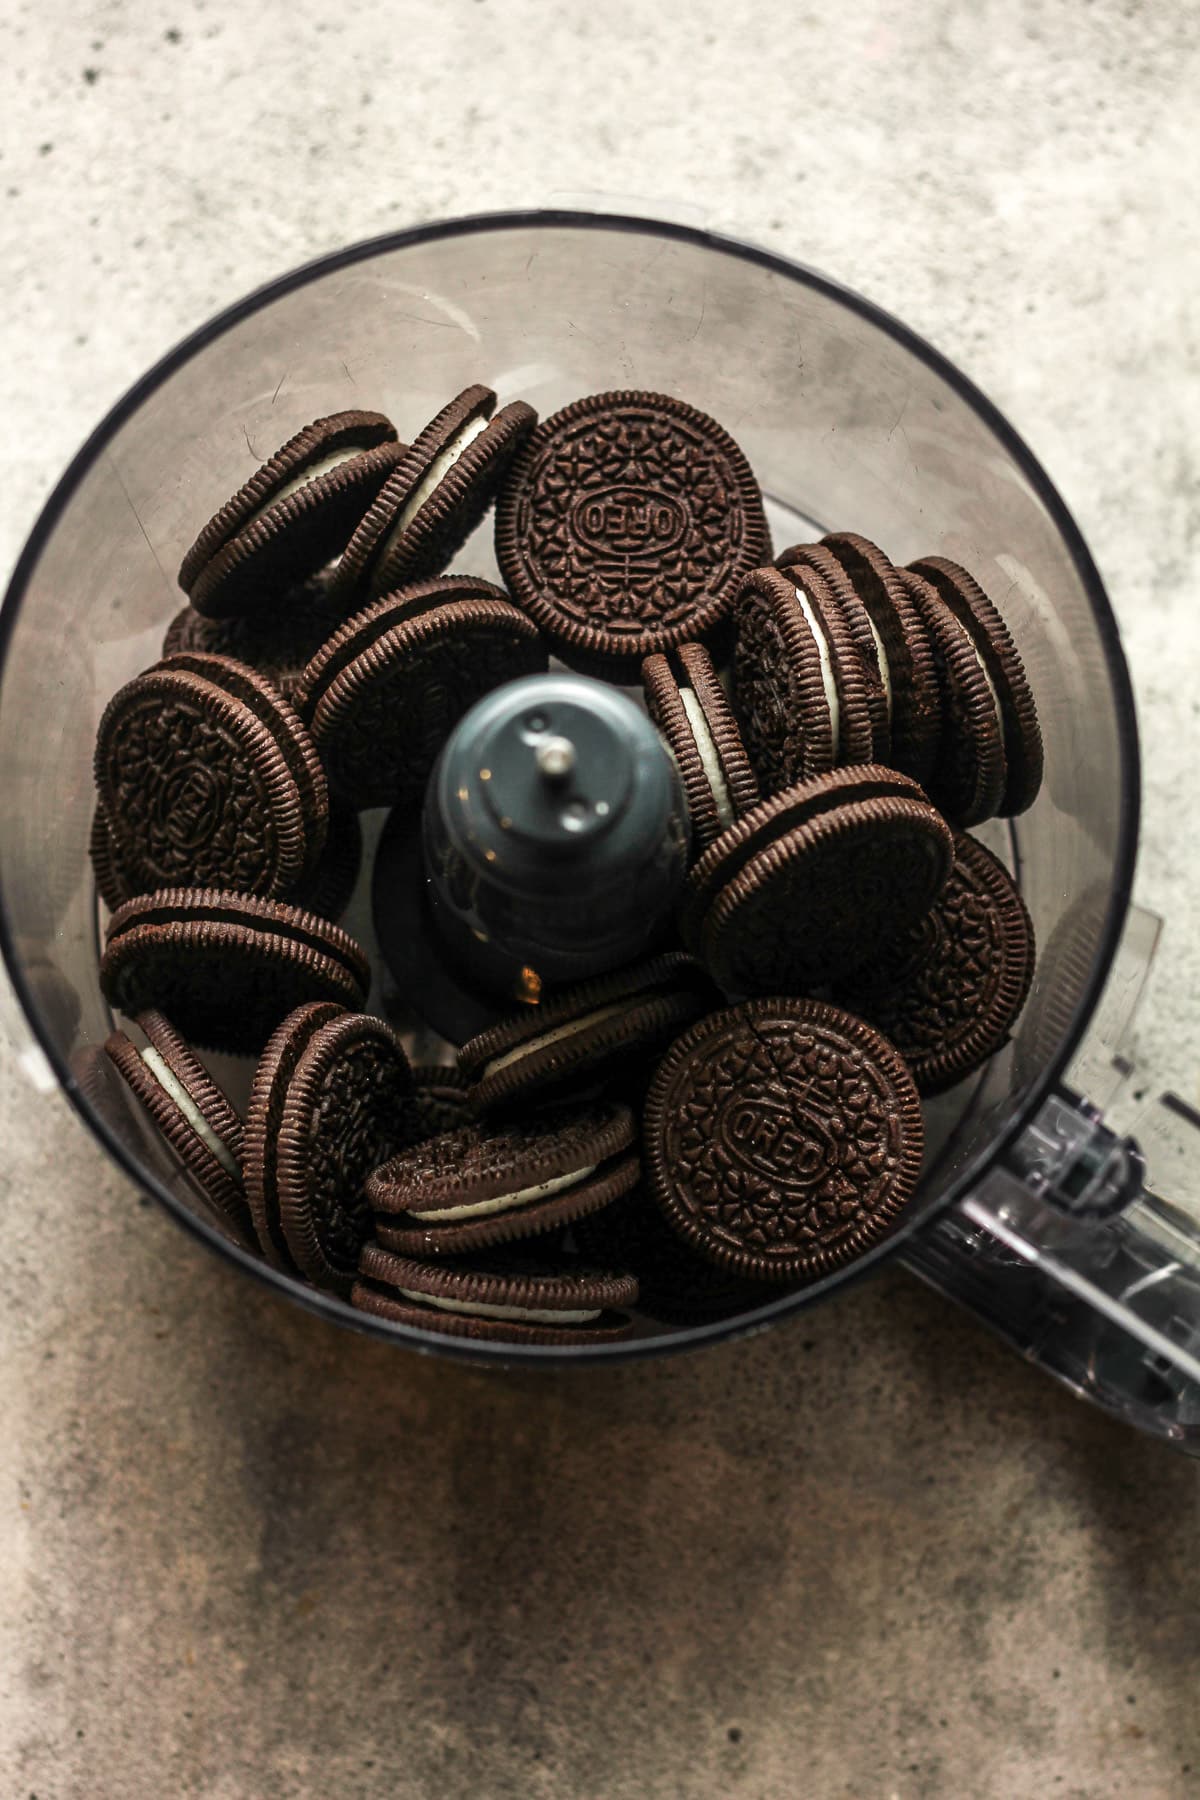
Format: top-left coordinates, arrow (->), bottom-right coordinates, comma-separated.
293,574 -> 547,813
775,541 -> 893,762
643,641 -> 760,855
332,384 -> 537,600
368,1100 -> 638,1255
104,1009 -> 251,1243
893,567 -> 1008,826
732,565 -> 874,796
907,554 -> 1043,816
351,1248 -> 637,1345
180,410 -> 407,618
817,533 -> 942,786
457,951 -> 716,1112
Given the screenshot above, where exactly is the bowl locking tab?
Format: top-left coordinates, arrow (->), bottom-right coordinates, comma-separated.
904,901 -> 1200,1450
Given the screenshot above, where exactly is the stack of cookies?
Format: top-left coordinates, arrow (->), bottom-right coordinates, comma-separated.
91,382 -> 1038,1345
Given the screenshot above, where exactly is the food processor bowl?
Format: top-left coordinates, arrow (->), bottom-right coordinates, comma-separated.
3,211 -> 1196,1446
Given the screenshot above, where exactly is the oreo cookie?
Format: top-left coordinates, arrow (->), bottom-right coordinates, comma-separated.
401,1065 -> 475,1142
644,998 -> 924,1283
104,1009 -> 252,1243
367,1100 -> 639,1256
244,1003 -> 413,1292
162,571 -> 345,703
775,542 -> 892,761
335,385 -> 538,599
352,1247 -> 638,1345
897,565 -> 1008,827
458,952 -> 716,1112
681,765 -> 954,993
92,793 -> 357,922
907,554 -> 1043,816
814,532 -> 941,785
642,641 -> 759,855
573,1182 -> 777,1325
180,410 -> 408,618
294,576 -> 547,812
94,652 -> 328,901
836,830 -> 1036,1094
90,804 -> 130,914
290,796 -> 363,922
496,390 -> 770,674
733,564 -> 874,792
99,887 -> 370,1055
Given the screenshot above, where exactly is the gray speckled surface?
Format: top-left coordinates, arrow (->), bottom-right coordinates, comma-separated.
2,3 -> 1199,1796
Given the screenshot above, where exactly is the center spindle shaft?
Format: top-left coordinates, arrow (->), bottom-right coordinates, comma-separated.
420,672 -> 690,1001
535,735 -> 576,782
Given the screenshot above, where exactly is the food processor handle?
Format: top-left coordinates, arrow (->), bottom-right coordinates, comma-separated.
902,902 -> 1200,1450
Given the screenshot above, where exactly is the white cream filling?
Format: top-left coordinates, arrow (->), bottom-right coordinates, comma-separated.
966,635 -> 1005,739
246,443 -> 373,527
679,687 -> 735,829
398,1289 -> 601,1326
862,609 -> 893,721
378,412 -> 490,559
141,1047 -> 239,1178
793,584 -> 840,753
483,1000 -> 637,1078
409,1163 -> 597,1222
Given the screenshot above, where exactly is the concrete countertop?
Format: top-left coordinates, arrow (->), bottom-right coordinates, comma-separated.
2,3 -> 1198,1795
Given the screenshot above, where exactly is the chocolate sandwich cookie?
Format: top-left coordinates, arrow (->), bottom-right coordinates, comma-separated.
294,576 -> 547,812
894,566 -> 1007,827
815,532 -> 941,786
290,796 -> 363,922
907,554 -> 1043,816
642,641 -> 760,855
162,571 -> 345,702
180,411 -> 407,618
402,1065 -> 476,1142
91,805 -> 130,913
104,1008 -> 252,1243
775,542 -> 892,761
93,793 -> 360,922
681,765 -> 954,993
352,1247 -> 638,1345
836,830 -> 1036,1095
244,1004 -> 413,1292
573,1183 -> 778,1325
368,1100 -> 639,1256
100,887 -> 371,1056
94,651 -> 328,901
334,385 -> 538,599
645,998 -> 925,1284
733,565 -> 874,793
458,952 -> 716,1112
495,390 -> 770,674
1012,882 -> 1105,1084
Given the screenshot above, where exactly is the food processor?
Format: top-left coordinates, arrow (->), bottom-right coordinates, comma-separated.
2,209 -> 1197,1449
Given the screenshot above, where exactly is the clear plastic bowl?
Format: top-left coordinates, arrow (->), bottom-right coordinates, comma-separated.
0,210 -> 1138,1366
